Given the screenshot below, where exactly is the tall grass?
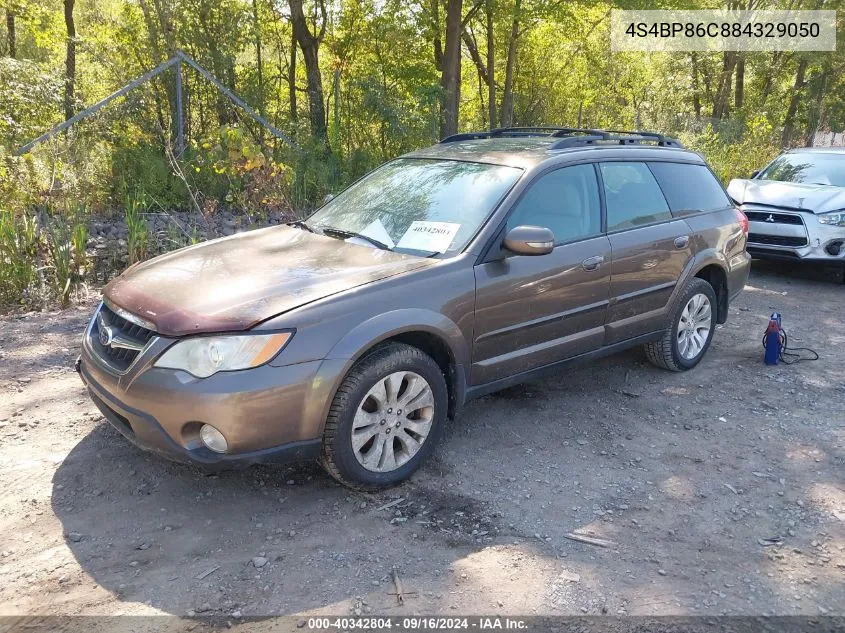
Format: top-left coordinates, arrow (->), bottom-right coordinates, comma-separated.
72,218 -> 88,271
0,209 -> 38,305
49,222 -> 73,306
125,191 -> 149,264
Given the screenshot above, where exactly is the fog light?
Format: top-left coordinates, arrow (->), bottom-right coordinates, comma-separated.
199,424 -> 228,453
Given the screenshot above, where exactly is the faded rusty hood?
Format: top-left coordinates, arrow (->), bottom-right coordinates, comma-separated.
727,179 -> 845,213
104,225 -> 435,336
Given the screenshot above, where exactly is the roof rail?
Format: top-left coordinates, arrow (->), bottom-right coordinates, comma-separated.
438,126 -> 684,149
439,131 -> 496,143
550,129 -> 683,149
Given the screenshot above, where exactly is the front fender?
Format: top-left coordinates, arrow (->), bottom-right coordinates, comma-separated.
326,308 -> 470,366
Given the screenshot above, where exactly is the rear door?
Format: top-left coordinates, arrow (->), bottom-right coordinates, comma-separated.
472,163 -> 611,385
599,161 -> 694,344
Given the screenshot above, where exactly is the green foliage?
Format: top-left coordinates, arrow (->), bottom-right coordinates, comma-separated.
0,58 -> 62,149
112,144 -> 186,211
0,209 -> 38,306
682,116 -> 781,184
187,125 -> 295,215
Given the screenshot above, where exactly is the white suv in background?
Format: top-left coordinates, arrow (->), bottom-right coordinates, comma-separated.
728,147 -> 845,268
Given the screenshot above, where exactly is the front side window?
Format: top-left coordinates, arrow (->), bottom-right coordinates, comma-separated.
308,158 -> 522,255
757,152 -> 845,187
648,162 -> 731,214
600,162 -> 671,232
506,164 -> 601,244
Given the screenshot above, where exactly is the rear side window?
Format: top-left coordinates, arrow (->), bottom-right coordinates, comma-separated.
599,162 -> 671,232
648,162 -> 731,214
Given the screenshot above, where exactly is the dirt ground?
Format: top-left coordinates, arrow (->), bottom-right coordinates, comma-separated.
1,260 -> 843,621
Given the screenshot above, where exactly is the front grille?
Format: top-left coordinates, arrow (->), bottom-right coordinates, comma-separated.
89,303 -> 157,372
744,211 -> 804,225
747,233 -> 808,247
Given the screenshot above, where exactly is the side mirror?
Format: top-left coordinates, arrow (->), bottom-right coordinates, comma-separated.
750,170 -> 760,179
322,193 -> 335,205
503,225 -> 555,256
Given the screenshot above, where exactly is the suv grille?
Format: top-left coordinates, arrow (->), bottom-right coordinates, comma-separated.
89,303 -> 157,372
744,211 -> 804,226
747,233 -> 808,247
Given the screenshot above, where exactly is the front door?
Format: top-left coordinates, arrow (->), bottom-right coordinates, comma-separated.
472,164 -> 611,385
597,161 -> 694,343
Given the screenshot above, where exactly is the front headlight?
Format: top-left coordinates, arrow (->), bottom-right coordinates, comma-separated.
154,332 -> 293,378
818,211 -> 845,227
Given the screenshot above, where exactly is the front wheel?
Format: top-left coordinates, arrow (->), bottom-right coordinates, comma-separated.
320,343 -> 448,490
644,277 -> 717,371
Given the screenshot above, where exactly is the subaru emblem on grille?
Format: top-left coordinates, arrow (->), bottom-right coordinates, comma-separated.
765,214 -> 775,223
96,311 -> 114,347
99,324 -> 114,347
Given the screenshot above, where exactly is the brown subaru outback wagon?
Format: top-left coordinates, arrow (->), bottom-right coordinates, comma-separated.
78,128 -> 750,489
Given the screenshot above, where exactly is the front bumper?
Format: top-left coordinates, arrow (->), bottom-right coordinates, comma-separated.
76,347 -> 331,467
745,208 -> 845,266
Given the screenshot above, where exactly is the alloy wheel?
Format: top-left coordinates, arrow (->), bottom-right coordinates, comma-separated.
677,293 -> 712,360
351,371 -> 435,473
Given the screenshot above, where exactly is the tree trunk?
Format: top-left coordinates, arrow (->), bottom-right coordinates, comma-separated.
500,0 -> 521,127
439,0 -> 463,139
486,0 -> 496,129
432,0 -> 443,71
5,11 -> 14,59
462,27 -> 488,84
289,31 -> 297,122
781,58 -> 807,147
252,0 -> 264,116
138,0 -> 178,142
288,0 -> 327,144
691,53 -> 701,119
64,0 -> 76,121
803,65 -> 829,147
462,24 -> 490,128
711,52 -> 736,119
760,52 -> 781,104
734,54 -> 745,110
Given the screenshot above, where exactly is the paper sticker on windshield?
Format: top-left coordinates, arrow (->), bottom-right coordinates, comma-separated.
396,221 -> 460,253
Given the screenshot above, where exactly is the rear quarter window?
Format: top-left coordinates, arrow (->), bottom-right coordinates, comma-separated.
648,162 -> 731,215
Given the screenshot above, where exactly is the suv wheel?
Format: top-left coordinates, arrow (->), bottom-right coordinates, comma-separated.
320,343 -> 448,490
644,278 -> 717,372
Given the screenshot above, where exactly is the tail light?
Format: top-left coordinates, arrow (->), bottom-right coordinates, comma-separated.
735,207 -> 749,235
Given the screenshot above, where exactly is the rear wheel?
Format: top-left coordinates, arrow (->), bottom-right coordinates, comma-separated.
320,343 -> 448,490
644,278 -> 717,371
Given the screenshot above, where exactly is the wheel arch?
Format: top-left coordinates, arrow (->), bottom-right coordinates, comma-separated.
693,261 -> 729,324
325,309 -> 471,420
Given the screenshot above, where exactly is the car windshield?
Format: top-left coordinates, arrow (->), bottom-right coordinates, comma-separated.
307,158 -> 523,256
758,153 -> 845,187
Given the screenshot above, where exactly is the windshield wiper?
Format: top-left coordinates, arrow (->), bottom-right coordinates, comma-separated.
319,226 -> 392,251
287,219 -> 314,233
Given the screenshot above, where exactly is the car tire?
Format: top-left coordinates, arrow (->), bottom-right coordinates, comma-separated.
320,342 -> 448,490
644,277 -> 717,372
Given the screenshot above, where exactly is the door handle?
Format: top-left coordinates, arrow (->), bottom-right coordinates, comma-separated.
581,255 -> 605,271
674,235 -> 690,249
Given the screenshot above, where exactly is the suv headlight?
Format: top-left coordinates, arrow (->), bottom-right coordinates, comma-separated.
154,332 -> 293,378
818,211 -> 845,227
